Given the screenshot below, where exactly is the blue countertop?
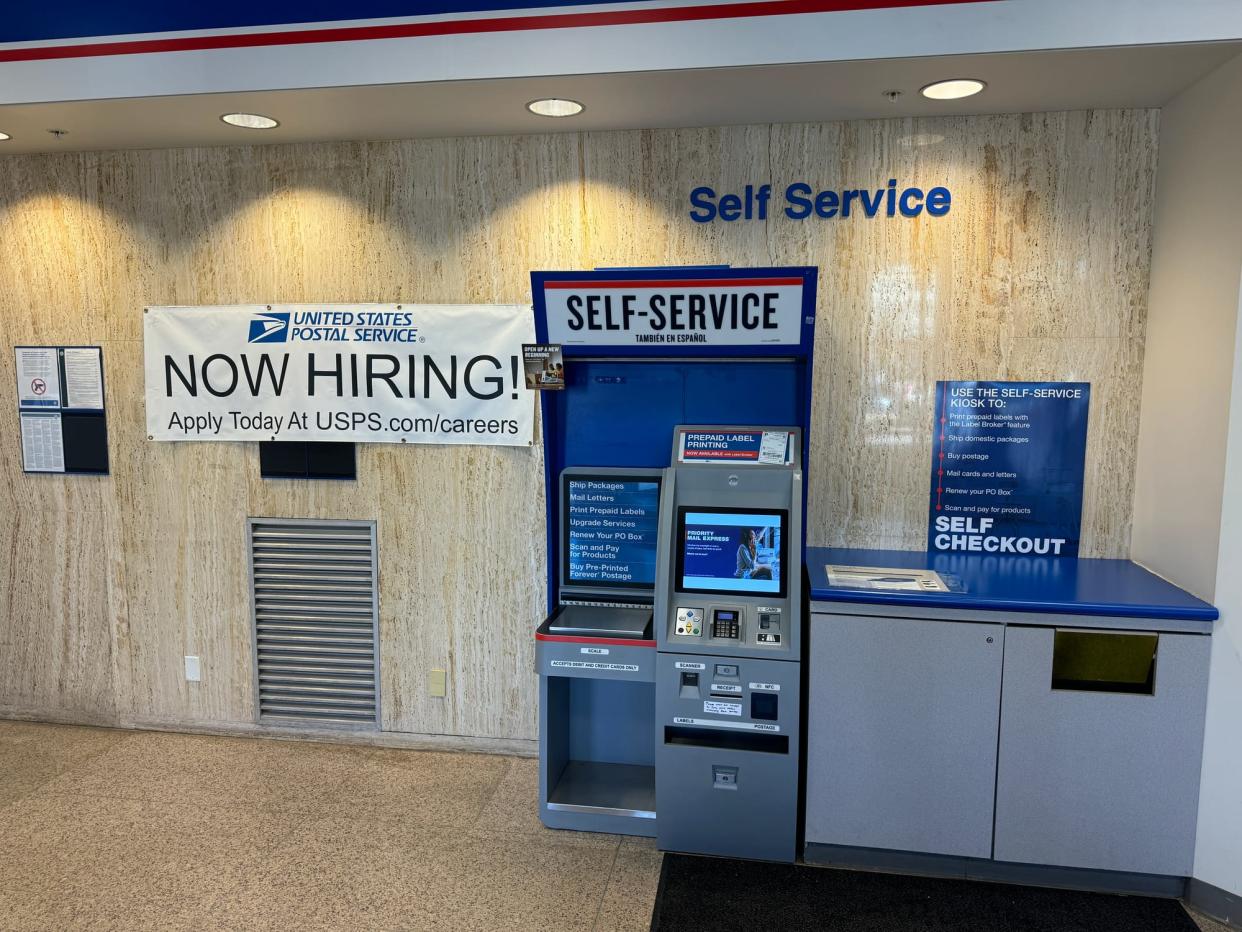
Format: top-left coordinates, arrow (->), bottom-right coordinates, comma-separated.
807,548 -> 1218,623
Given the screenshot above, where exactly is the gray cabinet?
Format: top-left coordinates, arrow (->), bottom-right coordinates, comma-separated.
806,613 -> 1004,858
993,626 -> 1211,875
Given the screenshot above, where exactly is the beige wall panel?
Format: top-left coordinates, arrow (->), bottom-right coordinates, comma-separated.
367,444 -> 544,739
0,155 -> 113,347
0,110 -> 1157,740
579,126 -> 774,266
0,507 -> 115,716
101,344 -> 254,723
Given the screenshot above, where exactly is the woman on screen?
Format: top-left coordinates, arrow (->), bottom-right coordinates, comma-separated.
736,528 -> 773,580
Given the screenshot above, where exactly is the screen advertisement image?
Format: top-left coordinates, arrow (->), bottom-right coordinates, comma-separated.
677,508 -> 786,596
563,475 -> 661,588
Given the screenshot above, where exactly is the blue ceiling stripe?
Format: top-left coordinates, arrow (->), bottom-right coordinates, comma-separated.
2,1 -> 644,44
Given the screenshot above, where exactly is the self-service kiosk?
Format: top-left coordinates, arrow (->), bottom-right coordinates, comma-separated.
531,266 -> 818,853
536,467 -> 662,836
654,426 -> 804,862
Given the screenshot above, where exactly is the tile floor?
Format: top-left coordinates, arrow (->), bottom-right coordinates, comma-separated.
0,721 -> 660,931
0,721 -> 1229,932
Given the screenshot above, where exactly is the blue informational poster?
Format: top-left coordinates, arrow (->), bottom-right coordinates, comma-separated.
565,477 -> 661,586
928,381 -> 1090,558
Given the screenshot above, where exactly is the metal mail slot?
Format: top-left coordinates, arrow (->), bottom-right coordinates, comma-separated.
1051,630 -> 1157,696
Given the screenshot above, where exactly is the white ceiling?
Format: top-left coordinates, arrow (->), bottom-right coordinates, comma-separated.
0,42 -> 1236,155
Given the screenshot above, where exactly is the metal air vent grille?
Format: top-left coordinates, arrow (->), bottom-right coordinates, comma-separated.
247,518 -> 379,726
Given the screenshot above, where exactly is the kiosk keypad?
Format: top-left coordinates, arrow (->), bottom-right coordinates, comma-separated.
675,607 -> 703,637
711,609 -> 741,640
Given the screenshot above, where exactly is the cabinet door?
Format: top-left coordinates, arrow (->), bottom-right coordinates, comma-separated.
994,626 -> 1210,875
806,614 -> 1004,858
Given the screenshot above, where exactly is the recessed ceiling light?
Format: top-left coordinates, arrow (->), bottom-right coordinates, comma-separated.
0,132 -> 10,141
221,112 -> 279,129
920,79 -> 986,101
526,98 -> 585,118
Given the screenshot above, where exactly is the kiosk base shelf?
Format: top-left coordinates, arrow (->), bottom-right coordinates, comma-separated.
547,760 -> 656,820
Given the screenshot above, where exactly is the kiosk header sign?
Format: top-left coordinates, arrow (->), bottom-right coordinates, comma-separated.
539,275 -> 806,347
928,380 -> 1090,558
144,303 -> 534,445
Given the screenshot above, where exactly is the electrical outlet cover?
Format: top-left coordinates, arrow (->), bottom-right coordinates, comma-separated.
428,668 -> 447,697
184,655 -> 201,682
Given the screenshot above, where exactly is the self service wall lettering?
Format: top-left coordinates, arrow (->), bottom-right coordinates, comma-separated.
542,276 -> 805,346
928,380 -> 1091,558
689,182 -> 952,223
143,304 -> 535,445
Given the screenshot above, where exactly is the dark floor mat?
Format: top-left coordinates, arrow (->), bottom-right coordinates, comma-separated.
650,854 -> 1198,932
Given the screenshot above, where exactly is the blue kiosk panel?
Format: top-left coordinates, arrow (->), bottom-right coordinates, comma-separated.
555,360 -> 804,468
534,266 -> 819,612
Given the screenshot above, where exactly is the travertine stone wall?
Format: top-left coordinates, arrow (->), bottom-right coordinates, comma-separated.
0,110 -> 1158,741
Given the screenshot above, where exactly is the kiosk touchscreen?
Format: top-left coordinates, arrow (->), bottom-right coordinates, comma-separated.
654,426 -> 804,862
536,466 -> 663,836
551,472 -> 662,639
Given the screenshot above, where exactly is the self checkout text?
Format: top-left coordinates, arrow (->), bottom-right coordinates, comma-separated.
931,516 -> 1067,556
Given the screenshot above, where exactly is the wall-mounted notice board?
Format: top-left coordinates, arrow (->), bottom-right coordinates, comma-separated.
14,346 -> 109,475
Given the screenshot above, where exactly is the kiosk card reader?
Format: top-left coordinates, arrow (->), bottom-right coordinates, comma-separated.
655,426 -> 804,862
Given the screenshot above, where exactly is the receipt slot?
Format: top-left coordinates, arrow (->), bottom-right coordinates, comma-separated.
654,426 -> 804,862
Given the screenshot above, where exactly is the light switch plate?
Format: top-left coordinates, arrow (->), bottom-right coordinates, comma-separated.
184,655 -> 201,682
428,668 -> 447,697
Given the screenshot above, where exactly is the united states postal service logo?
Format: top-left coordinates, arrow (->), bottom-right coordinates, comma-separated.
248,312 -> 290,343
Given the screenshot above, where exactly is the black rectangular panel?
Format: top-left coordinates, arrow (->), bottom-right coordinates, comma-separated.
260,441 -> 357,480
751,693 -> 778,721
259,441 -> 308,478
307,441 -> 357,480
60,413 -> 109,474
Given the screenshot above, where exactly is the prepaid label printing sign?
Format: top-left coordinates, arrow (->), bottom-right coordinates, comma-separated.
541,275 -> 805,346
929,381 -> 1090,558
144,304 -> 534,444
677,429 -> 792,464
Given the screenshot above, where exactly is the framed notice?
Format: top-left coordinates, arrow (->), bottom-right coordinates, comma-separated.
13,346 -> 109,475
63,347 -> 105,409
19,412 -> 64,472
16,346 -> 61,408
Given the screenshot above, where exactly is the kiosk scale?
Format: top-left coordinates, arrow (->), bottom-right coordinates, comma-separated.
536,467 -> 662,836
655,426 -> 803,862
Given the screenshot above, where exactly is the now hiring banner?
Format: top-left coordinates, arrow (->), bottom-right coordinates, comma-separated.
143,304 -> 535,446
